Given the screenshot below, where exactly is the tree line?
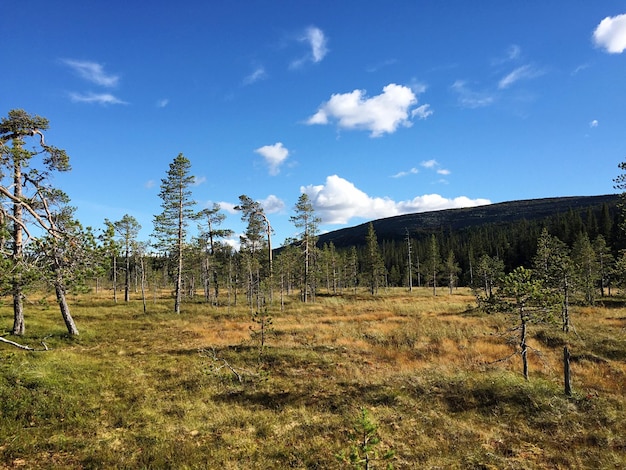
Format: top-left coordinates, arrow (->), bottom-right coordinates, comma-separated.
2,109 -> 626,347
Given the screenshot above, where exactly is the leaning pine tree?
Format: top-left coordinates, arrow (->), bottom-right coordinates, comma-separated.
152,153 -> 197,314
0,109 -> 71,336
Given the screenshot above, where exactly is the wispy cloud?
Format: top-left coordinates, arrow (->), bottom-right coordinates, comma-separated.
307,83 -> 430,137
156,98 -> 169,108
421,159 -> 450,178
243,66 -> 268,85
571,63 -> 589,76
391,167 -> 418,178
69,92 -> 127,105
302,175 -> 489,225
593,13 -> 626,54
255,142 -> 290,175
192,176 -> 207,186
62,59 -> 119,87
498,64 -> 544,89
291,26 -> 328,68
451,80 -> 495,108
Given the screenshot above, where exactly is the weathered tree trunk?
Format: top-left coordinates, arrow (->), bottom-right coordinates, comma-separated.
12,290 -> 25,336
520,310 -> 528,380
564,346 -> 572,396
11,161 -> 25,336
55,283 -> 79,336
562,276 -> 570,333
124,247 -> 130,302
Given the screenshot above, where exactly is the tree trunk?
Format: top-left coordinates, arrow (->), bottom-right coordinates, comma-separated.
124,247 -> 130,302
564,346 -> 572,396
55,282 -> 79,336
520,310 -> 528,380
11,160 -> 25,336
12,290 -> 25,336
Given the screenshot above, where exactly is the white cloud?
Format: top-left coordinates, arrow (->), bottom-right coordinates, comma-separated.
254,142 -> 289,175
437,169 -> 451,176
305,26 -> 328,63
498,64 -> 543,89
307,83 -> 428,137
157,98 -> 169,108
391,167 -> 418,178
219,201 -> 238,214
590,119 -> 599,128
192,176 -> 207,186
593,14 -> 626,53
259,195 -> 285,214
451,80 -> 495,108
301,175 -> 490,225
69,92 -> 127,105
62,59 -> 119,87
290,26 -> 328,69
243,66 -> 267,85
421,159 -> 438,169
412,104 -> 433,120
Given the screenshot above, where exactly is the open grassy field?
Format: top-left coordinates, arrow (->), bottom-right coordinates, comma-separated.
1,288 -> 625,469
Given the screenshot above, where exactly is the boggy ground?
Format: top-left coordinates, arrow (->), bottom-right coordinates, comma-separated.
1,288 -> 625,469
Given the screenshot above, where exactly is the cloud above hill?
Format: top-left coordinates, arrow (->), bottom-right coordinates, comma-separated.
307,83 -> 430,137
301,175 -> 490,225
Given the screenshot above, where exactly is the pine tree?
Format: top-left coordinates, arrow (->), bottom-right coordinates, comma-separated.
0,109 -> 70,335
290,194 -> 320,302
113,214 -> 141,302
152,153 -> 197,314
363,223 -> 386,295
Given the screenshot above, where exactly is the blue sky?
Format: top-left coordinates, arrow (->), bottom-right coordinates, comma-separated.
3,1 -> 626,247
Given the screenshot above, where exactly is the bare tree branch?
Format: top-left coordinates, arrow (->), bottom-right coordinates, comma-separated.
0,335 -> 49,351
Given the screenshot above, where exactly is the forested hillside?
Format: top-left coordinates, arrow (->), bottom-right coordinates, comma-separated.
317,194 -> 620,288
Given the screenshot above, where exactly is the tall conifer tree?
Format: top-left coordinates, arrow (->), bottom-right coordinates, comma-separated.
152,153 -> 196,314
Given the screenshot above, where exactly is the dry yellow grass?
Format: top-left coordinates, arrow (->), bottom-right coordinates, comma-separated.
1,287 -> 625,469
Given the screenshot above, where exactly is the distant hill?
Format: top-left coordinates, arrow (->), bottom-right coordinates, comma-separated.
316,194 -> 620,248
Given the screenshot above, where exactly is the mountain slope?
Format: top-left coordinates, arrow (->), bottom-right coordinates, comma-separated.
316,194 -> 619,248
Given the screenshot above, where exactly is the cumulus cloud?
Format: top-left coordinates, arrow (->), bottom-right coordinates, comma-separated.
451,80 -> 495,108
259,194 -> 286,214
590,119 -> 599,128
254,142 -> 290,175
307,83 -> 429,137
219,201 -> 239,214
69,92 -> 127,105
62,59 -> 119,87
301,175 -> 490,225
498,64 -> 544,89
593,14 -> 626,53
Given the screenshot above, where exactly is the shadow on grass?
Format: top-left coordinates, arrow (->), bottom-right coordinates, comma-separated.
213,381 -> 399,413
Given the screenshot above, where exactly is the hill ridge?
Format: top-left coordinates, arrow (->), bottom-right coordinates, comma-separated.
316,194 -> 619,248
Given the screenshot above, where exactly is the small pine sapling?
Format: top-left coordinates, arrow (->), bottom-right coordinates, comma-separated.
337,408 -> 395,469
